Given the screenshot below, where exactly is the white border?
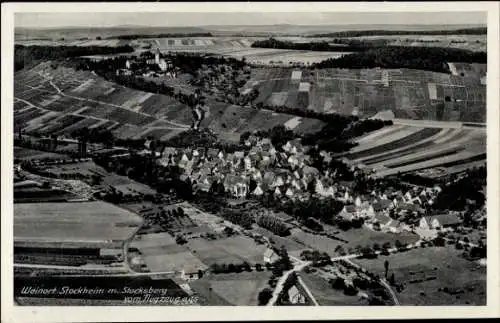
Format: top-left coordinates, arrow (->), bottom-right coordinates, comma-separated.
2,2 -> 499,322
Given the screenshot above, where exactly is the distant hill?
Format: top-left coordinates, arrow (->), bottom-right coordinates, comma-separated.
15,26 -> 211,41
15,24 -> 487,40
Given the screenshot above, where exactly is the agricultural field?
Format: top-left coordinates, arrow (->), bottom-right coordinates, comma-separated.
245,66 -> 486,123
350,34 -> 487,52
353,246 -> 486,305
14,147 -> 71,162
187,235 -> 268,266
190,271 -> 272,306
299,271 -> 362,305
14,62 -> 324,143
14,201 -> 143,247
344,121 -> 486,178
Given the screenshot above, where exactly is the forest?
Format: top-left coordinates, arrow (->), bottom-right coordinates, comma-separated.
311,46 -> 486,73
110,32 -> 213,40
251,38 -> 369,52
14,44 -> 134,71
308,27 -> 487,38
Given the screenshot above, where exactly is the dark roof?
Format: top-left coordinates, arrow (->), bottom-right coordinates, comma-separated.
344,205 -> 357,213
431,214 -> 462,226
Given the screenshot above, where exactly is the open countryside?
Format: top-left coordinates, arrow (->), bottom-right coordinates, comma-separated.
13,13 -> 487,307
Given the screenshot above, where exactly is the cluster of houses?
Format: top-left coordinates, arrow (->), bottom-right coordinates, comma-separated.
158,137 -> 342,202
156,134 -> 465,237
116,49 -> 178,78
337,185 -> 463,234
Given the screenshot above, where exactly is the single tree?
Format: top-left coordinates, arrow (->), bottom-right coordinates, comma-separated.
384,260 -> 389,279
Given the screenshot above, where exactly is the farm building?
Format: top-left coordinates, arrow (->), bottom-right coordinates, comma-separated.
419,214 -> 462,230
263,248 -> 280,263
288,285 -> 307,304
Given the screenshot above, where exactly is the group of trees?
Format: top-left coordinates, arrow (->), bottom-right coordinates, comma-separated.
240,125 -> 296,149
432,166 -> 486,211
257,215 -> 291,237
281,197 -> 344,225
300,250 -> 332,267
221,209 -> 255,230
210,261 -> 253,274
308,27 -> 487,38
340,119 -> 393,139
311,46 -> 486,74
111,32 -> 213,40
251,38 -> 368,52
14,44 -> 134,71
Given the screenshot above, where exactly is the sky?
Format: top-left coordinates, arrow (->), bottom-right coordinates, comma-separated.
15,12 -> 487,28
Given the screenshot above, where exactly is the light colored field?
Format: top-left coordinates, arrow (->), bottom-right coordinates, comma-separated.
291,70 -> 302,80
143,250 -> 207,273
191,271 -> 272,306
269,92 -> 288,106
14,201 -> 143,244
298,82 -> 311,92
188,235 -> 267,265
350,126 -> 424,153
284,116 -> 302,130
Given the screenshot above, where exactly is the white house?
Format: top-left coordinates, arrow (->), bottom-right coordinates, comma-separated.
252,185 -> 264,196
264,248 -> 280,263
288,285 -> 306,304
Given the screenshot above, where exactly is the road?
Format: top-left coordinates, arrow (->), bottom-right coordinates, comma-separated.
266,258 -> 311,306
380,278 -> 401,305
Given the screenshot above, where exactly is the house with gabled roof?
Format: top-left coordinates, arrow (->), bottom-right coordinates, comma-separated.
283,138 -> 305,155
419,214 -> 462,230
252,184 -> 264,197
224,174 -> 249,198
339,204 -> 357,221
272,175 -> 285,188
263,248 -> 280,263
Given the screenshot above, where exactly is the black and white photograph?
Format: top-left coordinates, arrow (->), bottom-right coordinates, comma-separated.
1,1 -> 499,321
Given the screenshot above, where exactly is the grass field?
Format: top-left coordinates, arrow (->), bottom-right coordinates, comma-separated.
14,201 -> 143,246
353,246 -> 486,305
14,147 -> 71,162
187,235 -> 268,266
335,228 -> 420,251
190,271 -> 272,306
299,271 -> 362,305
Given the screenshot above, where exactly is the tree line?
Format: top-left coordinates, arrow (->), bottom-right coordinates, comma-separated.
251,37 -> 369,52
14,44 -> 134,71
311,46 -> 486,74
308,27 -> 487,38
110,33 -> 213,40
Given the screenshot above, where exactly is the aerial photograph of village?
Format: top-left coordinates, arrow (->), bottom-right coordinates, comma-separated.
12,10 -> 487,306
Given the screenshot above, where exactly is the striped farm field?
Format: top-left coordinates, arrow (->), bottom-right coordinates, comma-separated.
346,122 -> 486,178
15,62 -> 324,143
244,65 -> 485,123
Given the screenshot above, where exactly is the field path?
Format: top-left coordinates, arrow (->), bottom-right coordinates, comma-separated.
344,258 -> 401,306
31,71 -> 191,130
